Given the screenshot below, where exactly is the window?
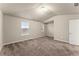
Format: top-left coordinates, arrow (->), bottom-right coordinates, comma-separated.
21,21 -> 29,29
21,20 -> 29,36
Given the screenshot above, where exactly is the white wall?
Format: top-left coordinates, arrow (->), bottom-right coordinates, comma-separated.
0,11 -> 3,51
46,23 -> 54,37
45,15 -> 79,43
3,15 -> 44,45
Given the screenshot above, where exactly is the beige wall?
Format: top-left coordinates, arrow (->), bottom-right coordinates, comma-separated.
3,15 -> 44,45
54,15 -> 69,42
0,11 -> 3,51
46,23 -> 54,37
45,15 -> 79,43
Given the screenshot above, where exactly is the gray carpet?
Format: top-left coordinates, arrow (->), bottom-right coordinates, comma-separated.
0,37 -> 79,56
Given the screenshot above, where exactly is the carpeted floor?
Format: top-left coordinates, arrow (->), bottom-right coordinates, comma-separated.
0,37 -> 79,56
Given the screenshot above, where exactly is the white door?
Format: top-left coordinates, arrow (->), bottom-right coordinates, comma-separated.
69,20 -> 79,45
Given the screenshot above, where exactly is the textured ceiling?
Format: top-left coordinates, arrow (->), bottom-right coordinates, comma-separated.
0,3 -> 79,22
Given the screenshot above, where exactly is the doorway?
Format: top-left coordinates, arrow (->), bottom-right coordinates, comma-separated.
69,19 -> 79,45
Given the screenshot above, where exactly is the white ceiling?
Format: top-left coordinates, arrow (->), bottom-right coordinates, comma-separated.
0,3 -> 79,22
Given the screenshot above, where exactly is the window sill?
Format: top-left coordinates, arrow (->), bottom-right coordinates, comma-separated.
21,33 -> 29,36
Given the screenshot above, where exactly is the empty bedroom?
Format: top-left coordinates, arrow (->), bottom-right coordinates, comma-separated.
0,3 -> 79,56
